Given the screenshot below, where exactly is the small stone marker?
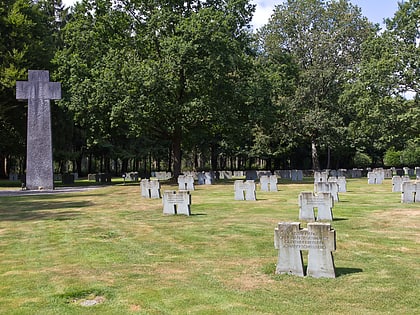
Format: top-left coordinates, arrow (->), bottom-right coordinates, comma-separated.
314,171 -> 328,183
299,192 -> 334,221
368,169 -> 384,184
401,181 -> 420,203
162,190 -> 191,215
140,179 -> 161,198
177,175 -> 195,190
328,176 -> 347,193
260,175 -> 278,192
234,180 -> 256,200
16,70 -> 61,190
274,222 -> 336,278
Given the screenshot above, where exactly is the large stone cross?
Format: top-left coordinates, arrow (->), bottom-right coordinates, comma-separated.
16,70 -> 61,190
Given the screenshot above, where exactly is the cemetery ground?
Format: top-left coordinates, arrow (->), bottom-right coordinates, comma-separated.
0,178 -> 418,314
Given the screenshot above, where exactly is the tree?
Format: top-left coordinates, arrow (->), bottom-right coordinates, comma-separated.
259,0 -> 375,170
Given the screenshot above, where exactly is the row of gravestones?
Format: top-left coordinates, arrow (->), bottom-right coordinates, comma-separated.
274,173 -> 346,278
368,169 -> 420,203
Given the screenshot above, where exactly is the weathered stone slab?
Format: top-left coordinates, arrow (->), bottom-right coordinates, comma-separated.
401,181 -> 420,203
314,182 -> 339,201
162,190 -> 191,215
140,179 -> 161,198
274,222 -> 336,278
416,167 -> 420,180
260,175 -> 278,192
368,169 -> 384,184
291,170 -> 303,181
218,170 -> 232,179
197,172 -> 214,185
178,174 -> 195,190
16,70 -> 61,190
234,180 -> 256,200
152,171 -> 172,180
299,192 -> 334,221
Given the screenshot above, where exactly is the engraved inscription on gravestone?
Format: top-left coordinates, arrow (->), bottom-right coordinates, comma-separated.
16,70 -> 61,190
274,222 -> 336,278
162,190 -> 191,215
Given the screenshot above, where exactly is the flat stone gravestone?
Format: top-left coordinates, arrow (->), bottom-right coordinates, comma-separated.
401,181 -> 420,203
16,70 -> 61,190
162,190 -> 191,215
233,171 -> 244,177
9,173 -> 18,181
218,170 -> 232,179
314,182 -> 339,201
234,180 -> 256,200
140,179 -> 161,198
299,192 -> 334,221
274,222 -> 336,278
177,175 -> 194,190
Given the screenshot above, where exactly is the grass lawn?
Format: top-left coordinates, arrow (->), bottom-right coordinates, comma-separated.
0,178 -> 418,314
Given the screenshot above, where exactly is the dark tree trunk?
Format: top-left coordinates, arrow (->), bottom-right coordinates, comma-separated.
311,139 -> 320,171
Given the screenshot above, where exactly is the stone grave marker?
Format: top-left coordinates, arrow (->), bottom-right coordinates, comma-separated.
245,170 -> 258,180
274,222 -> 336,278
16,70 -> 61,190
298,192 -> 334,221
234,180 -> 256,200
401,181 -> 420,203
314,171 -> 328,183
291,170 -> 303,181
314,182 -> 339,201
140,179 -> 161,198
260,175 -> 278,192
392,175 -> 410,192
162,190 -> 191,215
178,174 -> 194,190
328,176 -> 347,193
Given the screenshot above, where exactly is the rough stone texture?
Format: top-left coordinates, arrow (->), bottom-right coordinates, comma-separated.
234,180 -> 256,201
16,70 -> 61,190
392,176 -> 411,193
314,171 -> 328,183
299,192 -> 334,221
197,172 -> 214,185
328,176 -> 347,192
162,190 -> 191,215
368,169 -> 385,184
274,222 -> 336,278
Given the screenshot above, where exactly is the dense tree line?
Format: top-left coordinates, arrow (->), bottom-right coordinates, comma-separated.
0,0 -> 419,178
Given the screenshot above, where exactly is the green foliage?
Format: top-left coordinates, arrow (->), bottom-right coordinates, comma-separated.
353,151 -> 372,168
401,141 -> 420,166
383,148 -> 403,167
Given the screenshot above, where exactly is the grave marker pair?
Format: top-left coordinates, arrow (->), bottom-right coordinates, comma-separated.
274,222 -> 336,278
178,175 -> 195,190
162,190 -> 191,215
260,175 -> 278,192
298,192 -> 334,221
234,180 -> 256,200
140,179 -> 161,198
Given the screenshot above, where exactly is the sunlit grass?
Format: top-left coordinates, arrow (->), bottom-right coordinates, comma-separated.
0,178 -> 418,314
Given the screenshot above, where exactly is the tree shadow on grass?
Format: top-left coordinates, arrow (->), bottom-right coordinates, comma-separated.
0,197 -> 94,221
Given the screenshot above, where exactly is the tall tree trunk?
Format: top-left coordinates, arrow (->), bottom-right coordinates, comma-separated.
311,139 -> 320,171
172,126 -> 182,178
326,147 -> 331,169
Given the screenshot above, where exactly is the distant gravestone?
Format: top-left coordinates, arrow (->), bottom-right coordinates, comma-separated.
314,182 -> 339,202
245,170 -> 258,181
298,192 -> 334,221
234,180 -> 256,200
16,70 -> 61,190
401,181 -> 420,203
328,176 -> 347,193
140,179 -> 161,198
416,167 -> 420,180
291,170 -> 303,181
274,222 -> 336,278
260,175 -> 278,192
314,171 -> 328,183
162,190 -> 191,215
178,175 -> 194,190
392,176 -> 410,193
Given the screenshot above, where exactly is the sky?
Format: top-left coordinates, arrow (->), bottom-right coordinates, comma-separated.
62,0 -> 402,30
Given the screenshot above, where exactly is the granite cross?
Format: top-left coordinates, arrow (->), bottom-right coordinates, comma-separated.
16,70 -> 61,190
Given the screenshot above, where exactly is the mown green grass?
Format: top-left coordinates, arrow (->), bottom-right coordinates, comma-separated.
0,178 -> 418,314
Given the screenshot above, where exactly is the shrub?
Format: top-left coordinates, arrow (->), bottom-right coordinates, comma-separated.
353,151 -> 372,168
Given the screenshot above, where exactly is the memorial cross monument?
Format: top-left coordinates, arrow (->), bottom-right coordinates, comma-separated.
16,70 -> 61,190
